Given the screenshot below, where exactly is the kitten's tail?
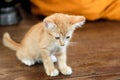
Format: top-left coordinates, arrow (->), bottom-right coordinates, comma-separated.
3,32 -> 20,51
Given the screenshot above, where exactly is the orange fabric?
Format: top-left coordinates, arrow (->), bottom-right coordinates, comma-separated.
30,0 -> 120,21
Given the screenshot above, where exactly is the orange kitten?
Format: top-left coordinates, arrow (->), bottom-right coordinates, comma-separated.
3,13 -> 85,76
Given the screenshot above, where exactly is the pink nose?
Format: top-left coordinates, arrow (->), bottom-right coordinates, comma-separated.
60,42 -> 64,46
61,43 -> 64,46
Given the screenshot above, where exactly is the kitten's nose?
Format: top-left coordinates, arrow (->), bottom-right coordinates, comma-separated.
60,41 -> 64,46
61,43 -> 64,46
59,39 -> 65,46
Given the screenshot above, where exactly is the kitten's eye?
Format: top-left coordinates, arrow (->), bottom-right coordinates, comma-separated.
55,37 -> 60,39
66,36 -> 70,39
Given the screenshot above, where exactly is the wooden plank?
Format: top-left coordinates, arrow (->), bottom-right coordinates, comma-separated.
0,15 -> 120,80
60,72 -> 120,80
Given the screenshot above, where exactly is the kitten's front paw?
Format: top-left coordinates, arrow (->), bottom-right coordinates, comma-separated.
46,68 -> 59,76
60,66 -> 72,75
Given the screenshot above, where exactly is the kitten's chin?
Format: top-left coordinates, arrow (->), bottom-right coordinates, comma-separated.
57,44 -> 65,48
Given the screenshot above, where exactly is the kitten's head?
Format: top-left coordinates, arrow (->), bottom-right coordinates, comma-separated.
43,13 -> 85,47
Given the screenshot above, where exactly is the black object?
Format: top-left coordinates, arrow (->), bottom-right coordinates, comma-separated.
0,0 -> 22,26
0,6 -> 22,26
0,0 -> 20,8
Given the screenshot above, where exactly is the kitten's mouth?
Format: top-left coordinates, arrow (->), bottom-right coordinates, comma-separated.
55,43 -> 64,47
57,43 -> 65,48
60,44 -> 65,46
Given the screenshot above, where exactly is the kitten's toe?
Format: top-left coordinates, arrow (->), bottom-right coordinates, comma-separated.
60,66 -> 72,75
46,68 -> 59,76
50,69 -> 59,76
51,55 -> 57,62
21,59 -> 35,66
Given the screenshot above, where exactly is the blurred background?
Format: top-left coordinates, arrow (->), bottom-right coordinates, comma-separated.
0,0 -> 120,26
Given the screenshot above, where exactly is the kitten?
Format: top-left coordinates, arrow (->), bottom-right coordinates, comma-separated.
3,13 -> 85,76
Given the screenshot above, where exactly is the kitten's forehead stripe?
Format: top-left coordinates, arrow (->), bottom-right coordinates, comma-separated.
52,14 -> 70,37
60,31 -> 67,37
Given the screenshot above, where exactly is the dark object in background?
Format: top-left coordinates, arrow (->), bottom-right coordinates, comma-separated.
21,0 -> 31,13
0,0 -> 22,26
0,6 -> 22,26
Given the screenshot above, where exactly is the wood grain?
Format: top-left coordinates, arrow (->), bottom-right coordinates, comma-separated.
0,14 -> 120,80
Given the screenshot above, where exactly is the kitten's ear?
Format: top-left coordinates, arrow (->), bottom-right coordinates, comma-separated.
69,16 -> 85,29
43,18 -> 55,30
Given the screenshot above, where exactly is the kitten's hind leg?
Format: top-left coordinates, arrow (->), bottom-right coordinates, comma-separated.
21,59 -> 35,66
51,55 -> 57,62
16,49 -> 35,66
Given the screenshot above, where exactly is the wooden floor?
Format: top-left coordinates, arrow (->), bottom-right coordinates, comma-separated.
0,14 -> 120,80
